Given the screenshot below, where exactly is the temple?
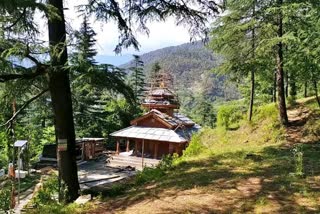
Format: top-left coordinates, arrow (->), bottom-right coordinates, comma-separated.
110,72 -> 200,159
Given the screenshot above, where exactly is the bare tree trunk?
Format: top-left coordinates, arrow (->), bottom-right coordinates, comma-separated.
273,70 -> 277,103
248,0 -> 256,121
285,71 -> 289,98
48,0 -> 80,202
289,74 -> 296,97
276,0 -> 288,125
313,80 -> 320,108
304,81 -> 308,98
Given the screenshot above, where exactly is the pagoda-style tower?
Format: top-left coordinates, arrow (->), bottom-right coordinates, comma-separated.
142,72 -> 179,116
110,70 -> 200,160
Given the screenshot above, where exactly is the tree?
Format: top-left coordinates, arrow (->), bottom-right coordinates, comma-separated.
128,55 -> 145,104
47,0 -> 80,202
210,0 -> 268,121
275,0 -> 288,125
1,0 -> 222,202
149,62 -> 162,83
211,0 -> 319,125
71,16 -> 134,137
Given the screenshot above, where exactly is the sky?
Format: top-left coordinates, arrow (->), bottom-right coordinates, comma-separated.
59,0 -> 192,65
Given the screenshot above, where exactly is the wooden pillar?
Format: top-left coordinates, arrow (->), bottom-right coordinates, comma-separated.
126,139 -> 130,152
169,142 -> 174,154
154,142 -> 159,159
134,140 -> 138,155
81,142 -> 85,161
116,139 -> 120,155
141,139 -> 145,169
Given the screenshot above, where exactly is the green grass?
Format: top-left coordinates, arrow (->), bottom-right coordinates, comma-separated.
26,99 -> 317,213
86,101 -> 320,213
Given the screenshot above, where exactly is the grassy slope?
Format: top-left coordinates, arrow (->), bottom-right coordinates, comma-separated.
91,99 -> 320,213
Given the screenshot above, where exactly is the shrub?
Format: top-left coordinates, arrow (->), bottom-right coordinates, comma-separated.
0,186 -> 12,212
217,105 -> 244,129
135,154 -> 178,185
183,133 -> 204,157
135,167 -> 165,185
254,103 -> 278,123
158,154 -> 178,170
32,175 -> 59,207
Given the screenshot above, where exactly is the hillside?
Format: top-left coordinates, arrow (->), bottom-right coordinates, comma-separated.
122,42 -> 240,104
84,97 -> 320,213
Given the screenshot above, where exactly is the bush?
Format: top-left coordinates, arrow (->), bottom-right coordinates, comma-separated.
158,154 -> 177,170
254,104 -> 278,123
135,167 -> 165,185
183,133 -> 204,157
135,154 -> 178,185
32,175 -> 59,207
217,105 -> 244,129
0,186 -> 12,212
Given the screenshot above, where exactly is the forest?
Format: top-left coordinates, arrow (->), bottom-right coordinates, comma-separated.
0,0 -> 320,213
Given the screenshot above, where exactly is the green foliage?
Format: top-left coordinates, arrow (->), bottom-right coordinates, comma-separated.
0,186 -> 11,212
158,154 -> 178,170
182,133 -> 204,157
135,154 -> 177,185
217,104 -> 244,129
135,167 -> 166,185
70,15 -> 135,138
128,55 -> 145,104
32,175 -> 59,207
253,103 -> 279,122
292,145 -> 304,177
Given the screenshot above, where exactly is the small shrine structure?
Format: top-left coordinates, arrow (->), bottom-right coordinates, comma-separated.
110,72 -> 200,159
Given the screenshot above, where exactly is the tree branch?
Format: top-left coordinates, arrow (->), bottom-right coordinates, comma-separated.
0,65 -> 47,82
1,88 -> 49,127
4,8 -> 27,31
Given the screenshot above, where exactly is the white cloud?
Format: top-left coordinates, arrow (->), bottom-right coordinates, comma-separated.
63,0 -> 191,56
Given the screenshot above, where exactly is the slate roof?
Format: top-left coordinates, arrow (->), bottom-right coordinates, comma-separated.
112,109 -> 200,143
149,88 -> 175,97
110,126 -> 188,143
149,110 -> 195,127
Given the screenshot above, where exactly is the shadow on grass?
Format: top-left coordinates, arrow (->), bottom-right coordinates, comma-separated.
91,143 -> 320,213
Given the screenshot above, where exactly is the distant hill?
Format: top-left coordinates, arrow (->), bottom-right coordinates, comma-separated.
121,41 -> 240,109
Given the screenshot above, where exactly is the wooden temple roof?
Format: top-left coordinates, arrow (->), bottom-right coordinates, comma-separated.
111,110 -> 201,143
130,109 -> 196,128
110,125 -> 200,143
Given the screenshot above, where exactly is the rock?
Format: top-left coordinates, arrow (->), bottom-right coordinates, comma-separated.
75,194 -> 92,205
0,169 -> 5,177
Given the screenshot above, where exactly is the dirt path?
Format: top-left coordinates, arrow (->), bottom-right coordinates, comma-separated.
285,102 -> 311,146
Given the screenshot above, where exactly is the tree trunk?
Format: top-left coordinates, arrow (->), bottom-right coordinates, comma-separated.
248,0 -> 256,122
304,81 -> 308,98
276,0 -> 288,125
289,74 -> 296,97
285,71 -> 289,98
249,70 -> 255,121
48,0 -> 80,202
273,70 -> 277,103
313,80 -> 320,108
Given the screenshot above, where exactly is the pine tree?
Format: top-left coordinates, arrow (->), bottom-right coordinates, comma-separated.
129,55 -> 145,104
